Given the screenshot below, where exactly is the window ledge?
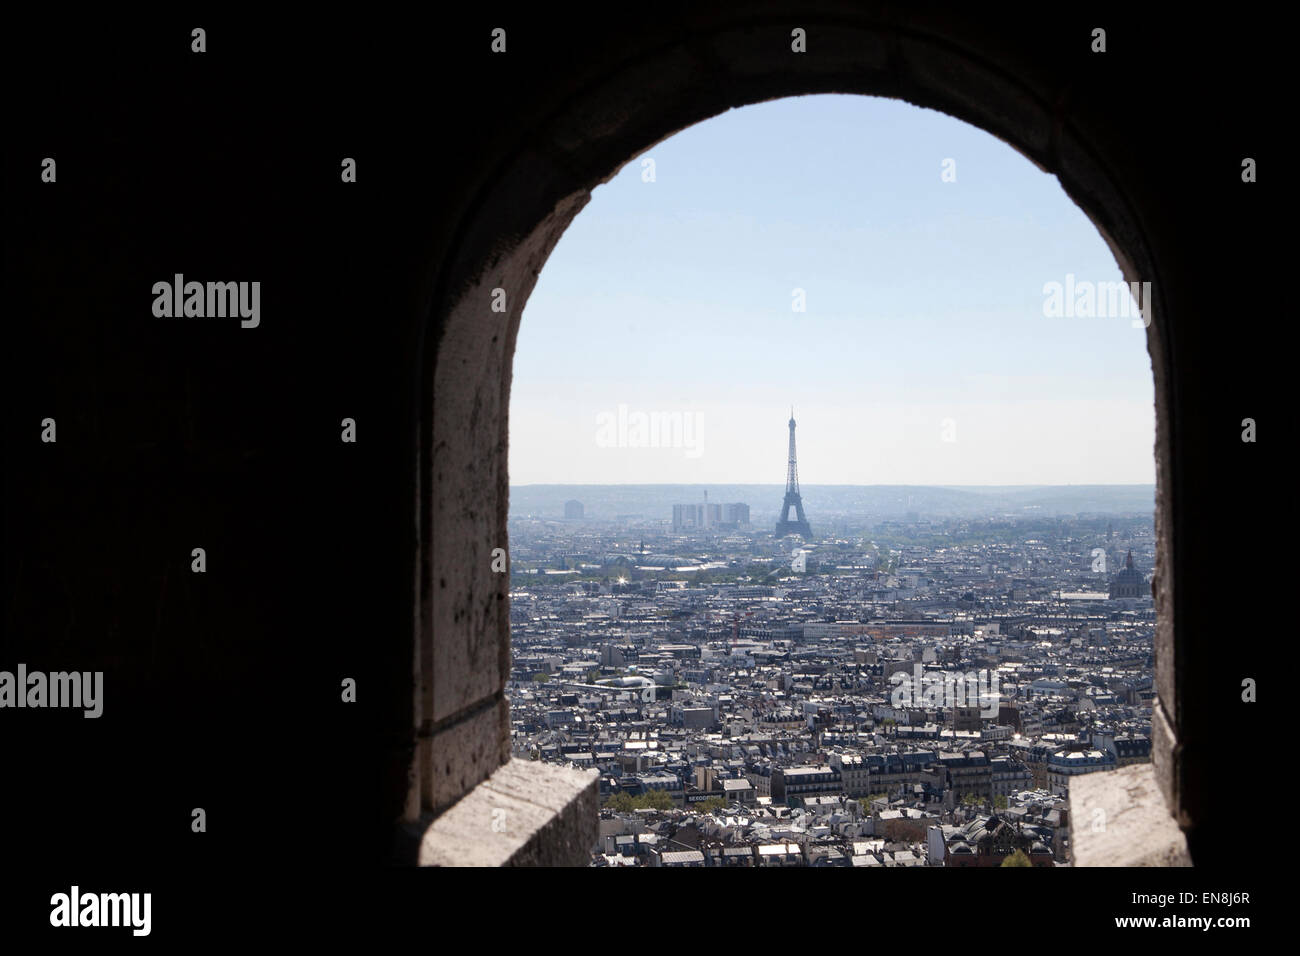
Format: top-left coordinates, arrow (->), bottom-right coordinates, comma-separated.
1069,763 -> 1191,866
416,759 -> 600,866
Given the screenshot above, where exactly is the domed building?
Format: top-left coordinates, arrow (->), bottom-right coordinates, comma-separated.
1109,550 -> 1146,600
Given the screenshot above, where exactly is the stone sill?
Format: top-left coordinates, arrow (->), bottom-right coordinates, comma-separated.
416,759 -> 599,866
1069,763 -> 1191,866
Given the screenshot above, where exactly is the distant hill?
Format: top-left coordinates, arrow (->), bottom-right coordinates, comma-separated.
508,484 -> 1155,520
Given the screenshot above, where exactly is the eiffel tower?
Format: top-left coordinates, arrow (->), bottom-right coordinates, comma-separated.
775,408 -> 812,538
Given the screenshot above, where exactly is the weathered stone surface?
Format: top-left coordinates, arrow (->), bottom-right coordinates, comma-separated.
1150,697 -> 1183,826
419,760 -> 600,867
424,696 -> 511,815
1069,764 -> 1191,867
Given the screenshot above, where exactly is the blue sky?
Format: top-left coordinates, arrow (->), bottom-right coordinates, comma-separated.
510,94 -> 1155,486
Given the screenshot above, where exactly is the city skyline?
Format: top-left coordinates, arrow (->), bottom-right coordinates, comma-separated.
507,494 -> 1161,867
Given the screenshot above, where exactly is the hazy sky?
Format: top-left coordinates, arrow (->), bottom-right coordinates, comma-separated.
510,94 -> 1155,486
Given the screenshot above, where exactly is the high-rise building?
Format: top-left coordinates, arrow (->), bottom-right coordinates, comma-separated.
703,489 -> 719,528
563,499 -> 584,519
674,490 -> 727,531
676,500 -> 748,530
723,503 -> 750,525
672,503 -> 703,531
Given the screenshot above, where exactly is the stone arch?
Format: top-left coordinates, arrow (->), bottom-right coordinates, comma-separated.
414,16 -> 1186,864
